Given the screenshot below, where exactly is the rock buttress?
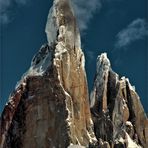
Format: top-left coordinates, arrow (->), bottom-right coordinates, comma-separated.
90,53 -> 148,148
0,0 -> 97,147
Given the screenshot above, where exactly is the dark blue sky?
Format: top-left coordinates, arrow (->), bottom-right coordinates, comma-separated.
0,0 -> 148,114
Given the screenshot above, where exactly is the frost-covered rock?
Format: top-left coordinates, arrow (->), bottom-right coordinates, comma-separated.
27,44 -> 53,76
45,0 -> 81,50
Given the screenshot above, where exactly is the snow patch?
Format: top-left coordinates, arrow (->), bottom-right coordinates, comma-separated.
126,133 -> 141,148
68,145 -> 85,148
58,25 -> 66,41
55,41 -> 67,57
125,121 -> 133,128
90,88 -> 96,108
27,46 -> 52,76
15,45 -> 52,89
126,78 -> 136,92
80,53 -> 85,70
96,53 -> 111,74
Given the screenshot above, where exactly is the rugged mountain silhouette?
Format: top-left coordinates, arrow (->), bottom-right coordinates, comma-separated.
0,0 -> 147,147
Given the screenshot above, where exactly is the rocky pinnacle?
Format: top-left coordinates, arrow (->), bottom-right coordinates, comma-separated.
90,53 -> 148,148
0,0 -> 96,147
0,0 -> 148,148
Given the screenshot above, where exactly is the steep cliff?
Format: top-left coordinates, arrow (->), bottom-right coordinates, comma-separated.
0,0 -> 148,148
90,53 -> 148,148
0,0 -> 96,147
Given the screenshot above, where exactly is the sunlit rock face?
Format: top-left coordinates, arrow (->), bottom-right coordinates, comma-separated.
0,0 -> 148,147
90,53 -> 148,148
0,0 -> 96,147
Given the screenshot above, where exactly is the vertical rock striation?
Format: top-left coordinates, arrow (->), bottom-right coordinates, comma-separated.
0,0 -> 96,147
0,0 -> 148,148
90,53 -> 148,148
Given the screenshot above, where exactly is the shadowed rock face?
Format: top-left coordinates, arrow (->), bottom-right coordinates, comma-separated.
0,0 -> 148,148
90,53 -> 148,148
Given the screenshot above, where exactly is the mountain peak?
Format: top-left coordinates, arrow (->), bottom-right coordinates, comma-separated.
45,0 -> 81,49
0,1 -> 148,148
0,1 -> 96,147
90,53 -> 148,147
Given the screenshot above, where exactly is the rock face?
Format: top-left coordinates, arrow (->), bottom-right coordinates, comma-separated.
90,53 -> 148,148
0,0 -> 96,147
0,0 -> 148,148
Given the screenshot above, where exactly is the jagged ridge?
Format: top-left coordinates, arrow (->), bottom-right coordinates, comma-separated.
90,53 -> 148,148
0,0 -> 148,148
